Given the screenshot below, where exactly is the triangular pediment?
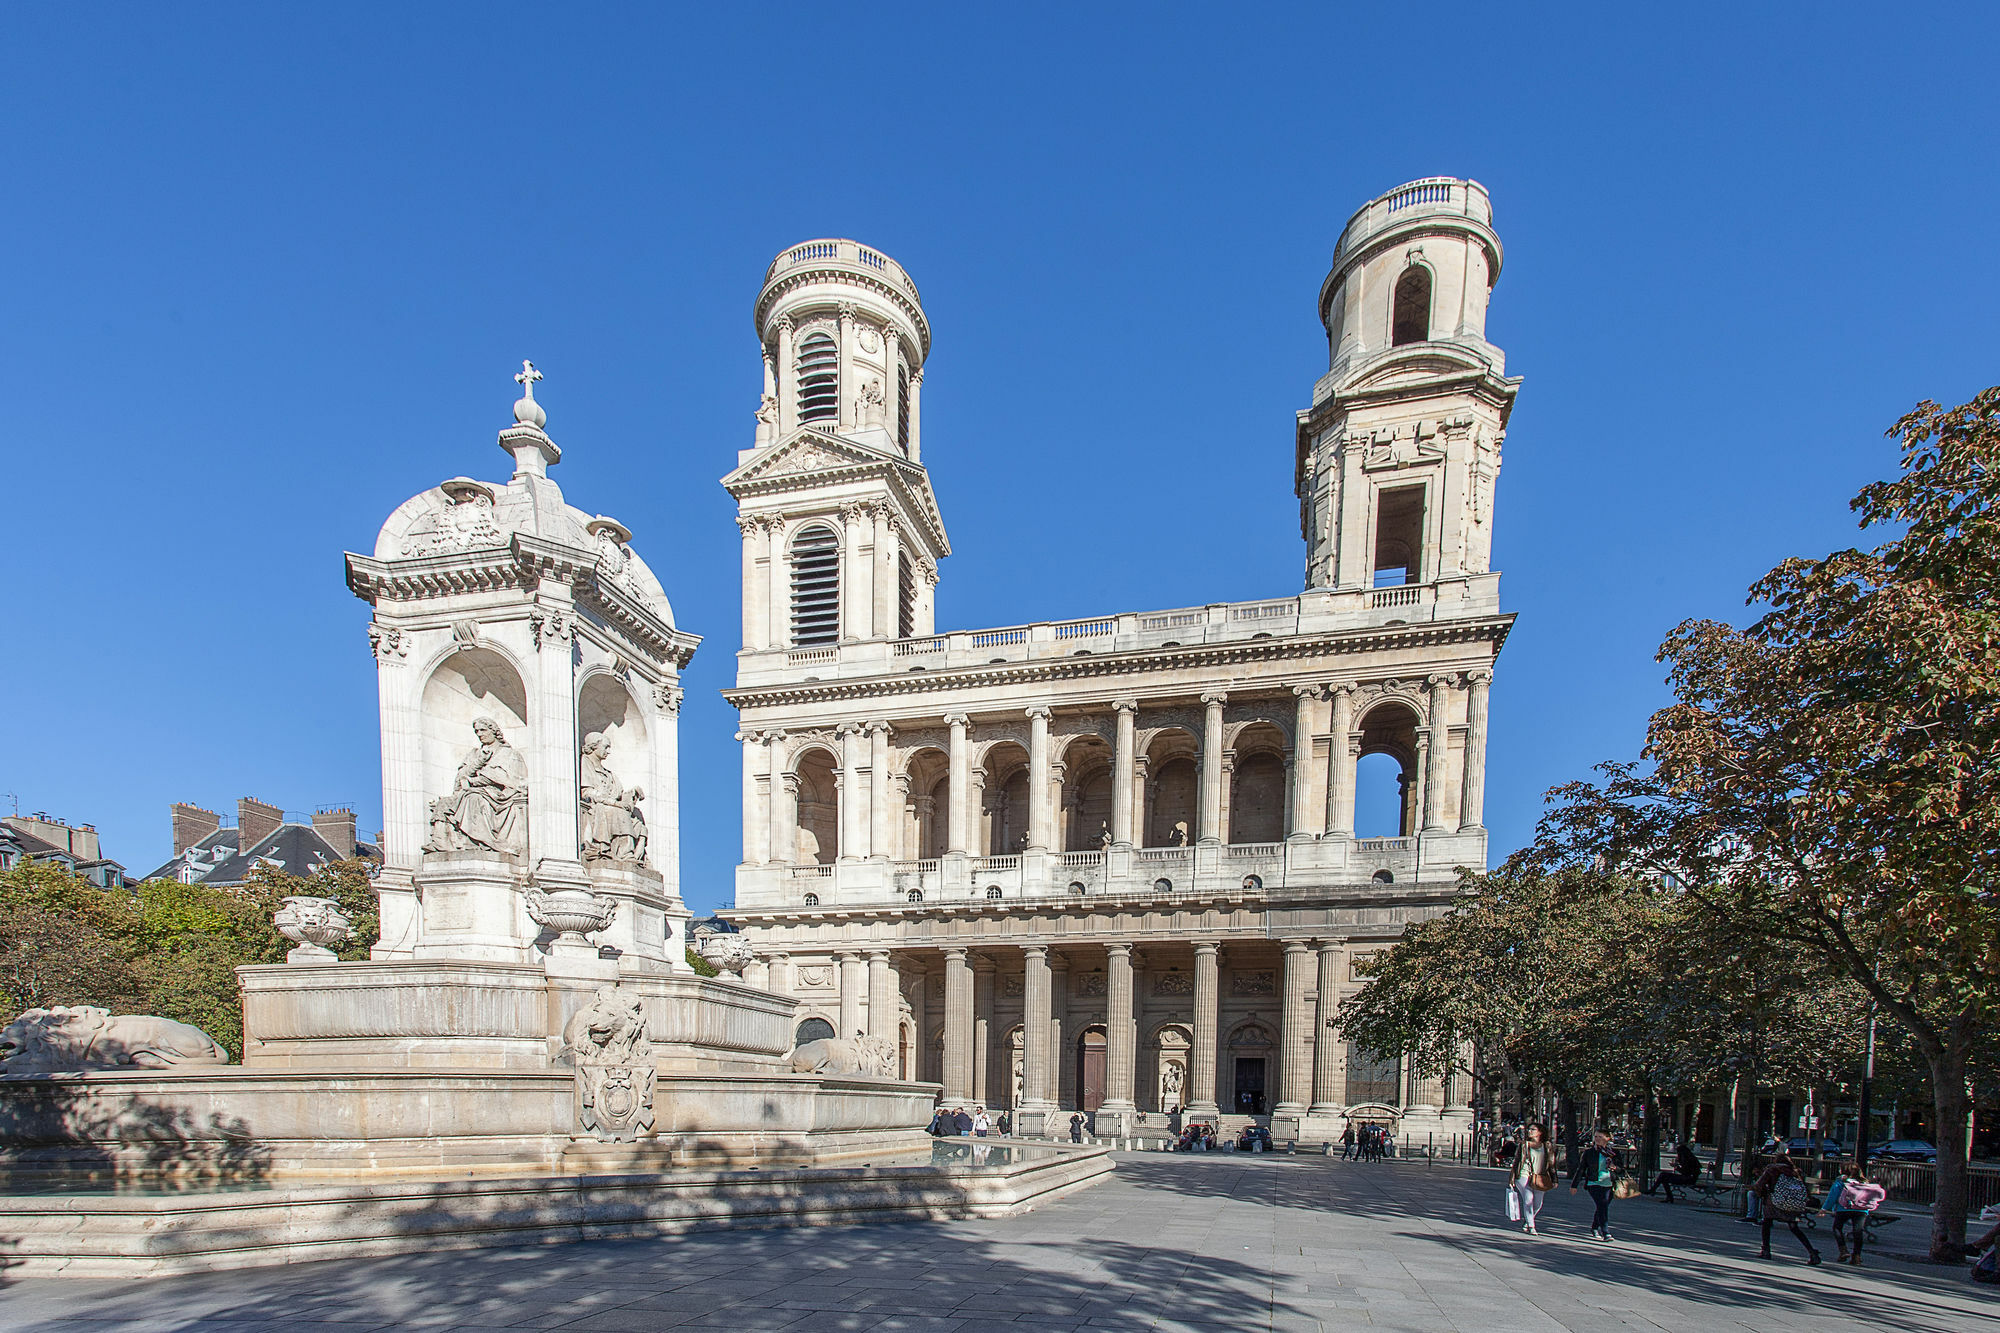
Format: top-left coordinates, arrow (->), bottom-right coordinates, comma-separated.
722,428 -> 951,556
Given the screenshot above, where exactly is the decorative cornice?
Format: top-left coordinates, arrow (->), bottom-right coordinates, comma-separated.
723,616 -> 1513,712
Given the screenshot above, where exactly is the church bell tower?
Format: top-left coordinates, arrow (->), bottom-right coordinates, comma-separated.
1296,178 -> 1520,597
721,240 -> 949,658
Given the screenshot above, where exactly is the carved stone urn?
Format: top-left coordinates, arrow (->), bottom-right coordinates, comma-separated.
273,896 -> 354,965
526,887 -> 618,949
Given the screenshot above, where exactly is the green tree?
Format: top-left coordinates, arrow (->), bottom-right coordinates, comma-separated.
1528,388 -> 2000,1258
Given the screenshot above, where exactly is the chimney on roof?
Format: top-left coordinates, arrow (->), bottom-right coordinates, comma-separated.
172,803 -> 221,856
238,797 -> 284,852
312,806 -> 357,860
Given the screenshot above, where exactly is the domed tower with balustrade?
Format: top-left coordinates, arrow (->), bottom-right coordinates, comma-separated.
720,184 -> 1517,1146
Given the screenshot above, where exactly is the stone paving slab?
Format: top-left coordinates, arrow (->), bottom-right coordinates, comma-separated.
2,1155 -> 1996,1330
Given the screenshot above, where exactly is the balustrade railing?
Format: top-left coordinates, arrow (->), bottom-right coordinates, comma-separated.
1053,618 -> 1115,640
1224,843 -> 1284,859
893,637 -> 945,657
787,863 -> 835,877
1353,837 -> 1415,852
1057,851 -> 1105,868
1368,585 -> 1422,609
972,855 -> 1022,872
786,646 -> 837,665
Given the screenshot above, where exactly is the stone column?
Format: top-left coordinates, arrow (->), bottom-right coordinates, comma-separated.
1459,670 -> 1491,831
972,954 -> 995,1106
1199,691 -> 1227,844
868,721 -> 893,861
908,368 -> 923,462
743,955 -> 770,990
529,607 -> 581,873
738,731 -> 763,864
766,517 -> 788,650
775,316 -> 795,436
946,713 -> 970,854
769,950 -> 792,997
871,506 -> 896,639
883,328 -> 903,449
1022,945 -> 1053,1115
1111,699 -> 1137,848
866,949 -> 898,1045
841,504 -> 870,641
1289,686 -> 1321,840
1326,685 -> 1356,837
1102,943 -> 1137,1113
906,963 -> 927,1081
1311,941 -> 1343,1114
738,516 -> 762,650
1026,706 -> 1052,852
839,724 -> 865,860
1188,942 -> 1221,1117
1050,951 -> 1072,1107
836,304 -> 856,429
942,947 -> 972,1101
1277,940 -> 1313,1116
766,734 -> 792,863
1424,674 -> 1454,832
837,951 -> 864,1038
772,772 -> 798,866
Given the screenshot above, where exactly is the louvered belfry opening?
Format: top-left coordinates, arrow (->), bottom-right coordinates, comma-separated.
797,333 -> 840,423
790,525 -> 841,645
896,366 -> 912,453
897,552 -> 916,639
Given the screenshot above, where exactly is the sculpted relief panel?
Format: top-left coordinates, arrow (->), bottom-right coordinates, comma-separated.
424,718 -> 528,858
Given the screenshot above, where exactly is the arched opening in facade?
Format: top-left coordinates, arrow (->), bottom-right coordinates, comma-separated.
900,746 -> 949,859
1227,723 -> 1287,844
793,747 -> 840,863
1355,702 -> 1421,837
790,524 -> 841,646
1227,1021 -> 1274,1116
1143,729 -> 1197,847
1391,266 -> 1432,346
899,1020 -> 913,1081
796,331 -> 839,422
795,1016 -> 836,1045
1004,1024 -> 1025,1109
420,648 -> 529,854
1059,735 -> 1113,851
980,741 -> 1029,854
1076,1026 -> 1108,1112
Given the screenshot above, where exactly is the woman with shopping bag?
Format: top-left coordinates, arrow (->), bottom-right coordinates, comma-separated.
1507,1123 -> 1556,1235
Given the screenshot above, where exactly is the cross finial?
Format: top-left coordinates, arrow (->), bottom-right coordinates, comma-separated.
514,359 -> 543,399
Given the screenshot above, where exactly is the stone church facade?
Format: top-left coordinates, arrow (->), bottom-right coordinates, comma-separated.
720,178 -> 1519,1141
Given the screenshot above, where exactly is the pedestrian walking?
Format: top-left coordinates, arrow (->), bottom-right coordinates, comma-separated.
972,1107 -> 991,1137
1508,1123 -> 1556,1236
1568,1129 -> 1624,1242
1819,1160 -> 1885,1266
1751,1154 -> 1822,1265
1340,1125 -> 1356,1160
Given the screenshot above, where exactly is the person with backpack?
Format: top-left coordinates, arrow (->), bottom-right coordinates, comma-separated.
1751,1154 -> 1822,1265
1569,1129 -> 1624,1242
1819,1162 -> 1886,1266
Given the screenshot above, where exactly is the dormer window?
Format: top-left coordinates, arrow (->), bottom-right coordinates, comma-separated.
797,333 -> 839,423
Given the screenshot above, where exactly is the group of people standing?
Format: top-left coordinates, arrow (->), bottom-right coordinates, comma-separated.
1340,1124 -> 1395,1160
926,1105 -> 992,1137
1498,1129 -> 1890,1263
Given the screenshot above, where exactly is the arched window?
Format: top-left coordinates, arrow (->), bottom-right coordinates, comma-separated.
985,885 -> 1003,900
906,888 -> 924,903
1391,267 -> 1432,346
796,1017 -> 835,1045
802,891 -> 820,907
896,366 -> 912,453
790,525 -> 841,646
796,332 -> 840,423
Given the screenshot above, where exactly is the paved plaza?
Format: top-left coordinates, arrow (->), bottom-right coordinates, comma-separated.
1,1155 -> 1992,1332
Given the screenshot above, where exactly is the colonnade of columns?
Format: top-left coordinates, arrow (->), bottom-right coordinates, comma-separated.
763,311 -> 923,454
737,675 -> 1493,866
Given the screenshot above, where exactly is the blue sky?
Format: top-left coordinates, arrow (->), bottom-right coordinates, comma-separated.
3,6 -> 1995,911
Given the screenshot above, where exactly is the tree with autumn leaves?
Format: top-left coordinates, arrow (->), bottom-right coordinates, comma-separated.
1346,387 -> 2000,1260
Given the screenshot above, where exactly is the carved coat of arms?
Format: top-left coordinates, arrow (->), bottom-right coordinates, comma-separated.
563,985 -> 657,1142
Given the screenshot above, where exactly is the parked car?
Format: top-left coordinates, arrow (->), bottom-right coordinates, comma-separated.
1763,1136 -> 1843,1157
1872,1139 -> 1937,1162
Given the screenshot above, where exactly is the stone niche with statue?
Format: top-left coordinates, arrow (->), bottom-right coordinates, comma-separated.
0,369 -> 941,1195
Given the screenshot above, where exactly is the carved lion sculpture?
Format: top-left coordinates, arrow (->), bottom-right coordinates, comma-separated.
0,1006 -> 230,1073
790,1032 -> 897,1078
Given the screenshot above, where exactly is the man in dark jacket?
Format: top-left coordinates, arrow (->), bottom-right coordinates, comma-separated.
952,1107 -> 974,1136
